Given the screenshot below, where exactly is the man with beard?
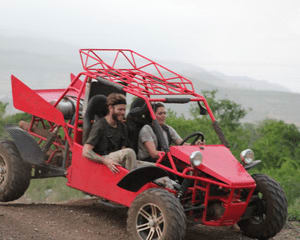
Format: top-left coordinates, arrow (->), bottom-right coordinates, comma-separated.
82,93 -> 137,173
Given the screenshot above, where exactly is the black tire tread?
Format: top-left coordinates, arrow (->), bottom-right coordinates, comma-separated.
0,139 -> 31,202
127,188 -> 186,240
238,174 -> 288,239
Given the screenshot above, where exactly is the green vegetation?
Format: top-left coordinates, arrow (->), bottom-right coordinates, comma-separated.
1,91 -> 300,219
24,178 -> 85,203
0,102 -> 31,136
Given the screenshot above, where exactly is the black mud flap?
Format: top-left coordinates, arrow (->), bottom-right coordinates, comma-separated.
5,126 -> 45,165
117,166 -> 169,192
33,164 -> 65,178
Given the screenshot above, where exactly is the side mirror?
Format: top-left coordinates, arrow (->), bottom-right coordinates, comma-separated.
198,102 -> 207,115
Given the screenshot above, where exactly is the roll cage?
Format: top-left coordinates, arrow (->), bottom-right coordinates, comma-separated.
71,49 -> 217,141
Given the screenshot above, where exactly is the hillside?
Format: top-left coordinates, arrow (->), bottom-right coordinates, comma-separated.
0,36 -> 299,126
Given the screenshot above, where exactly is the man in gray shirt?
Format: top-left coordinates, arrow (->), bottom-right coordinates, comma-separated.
138,103 -> 183,162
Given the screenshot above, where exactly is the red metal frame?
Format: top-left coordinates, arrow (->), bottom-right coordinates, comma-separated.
80,49 -> 195,95
11,49 -> 256,226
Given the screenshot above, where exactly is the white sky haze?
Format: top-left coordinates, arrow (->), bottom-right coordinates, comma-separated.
1,0 -> 300,92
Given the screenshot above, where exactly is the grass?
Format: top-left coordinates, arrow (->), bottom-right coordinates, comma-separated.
24,177 -> 85,203
288,198 -> 300,221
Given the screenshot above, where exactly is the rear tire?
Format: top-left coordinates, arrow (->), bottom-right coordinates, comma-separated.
238,174 -> 287,239
127,188 -> 186,240
0,139 -> 31,202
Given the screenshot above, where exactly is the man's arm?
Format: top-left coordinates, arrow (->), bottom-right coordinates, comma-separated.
175,138 -> 184,145
168,125 -> 183,145
82,144 -> 104,162
82,144 -> 120,173
144,141 -> 162,159
175,136 -> 204,145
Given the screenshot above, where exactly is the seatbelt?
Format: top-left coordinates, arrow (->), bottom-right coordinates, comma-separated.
150,124 -> 172,150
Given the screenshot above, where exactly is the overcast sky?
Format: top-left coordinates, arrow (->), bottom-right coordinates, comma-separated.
1,0 -> 300,93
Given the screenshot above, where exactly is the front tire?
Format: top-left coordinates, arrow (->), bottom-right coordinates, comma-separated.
127,188 -> 186,240
238,174 -> 287,240
0,139 -> 31,202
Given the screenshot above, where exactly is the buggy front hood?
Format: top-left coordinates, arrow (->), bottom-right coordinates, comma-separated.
169,145 -> 255,187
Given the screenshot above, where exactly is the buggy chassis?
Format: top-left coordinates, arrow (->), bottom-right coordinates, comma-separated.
1,49 -> 287,240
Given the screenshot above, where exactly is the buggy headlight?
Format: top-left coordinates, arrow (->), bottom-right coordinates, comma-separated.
240,149 -> 254,164
190,151 -> 202,167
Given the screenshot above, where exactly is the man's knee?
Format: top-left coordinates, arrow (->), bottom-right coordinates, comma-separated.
122,148 -> 136,159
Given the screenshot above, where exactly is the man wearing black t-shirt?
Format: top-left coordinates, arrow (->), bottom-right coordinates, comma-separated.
82,93 -> 136,173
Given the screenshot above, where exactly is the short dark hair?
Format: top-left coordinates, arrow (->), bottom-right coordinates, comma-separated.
152,102 -> 165,113
106,93 -> 126,106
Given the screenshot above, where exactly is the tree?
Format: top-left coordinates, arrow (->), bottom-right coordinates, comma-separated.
190,90 -> 247,130
188,90 -> 251,157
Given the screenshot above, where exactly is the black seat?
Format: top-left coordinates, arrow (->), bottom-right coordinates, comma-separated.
89,80 -> 126,100
126,98 -> 152,153
82,95 -> 108,144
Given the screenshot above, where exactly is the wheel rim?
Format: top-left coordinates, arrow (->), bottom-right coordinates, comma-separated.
136,203 -> 164,240
0,155 -> 7,185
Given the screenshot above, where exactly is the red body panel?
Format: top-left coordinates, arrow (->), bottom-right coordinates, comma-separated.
35,89 -> 78,103
219,201 -> 249,224
170,145 -> 255,187
66,144 -> 155,207
11,75 -> 65,126
35,75 -> 84,103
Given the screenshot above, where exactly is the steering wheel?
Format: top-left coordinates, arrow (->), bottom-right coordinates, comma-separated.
180,132 -> 205,145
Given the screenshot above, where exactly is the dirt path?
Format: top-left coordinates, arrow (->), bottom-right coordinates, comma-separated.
0,198 -> 299,240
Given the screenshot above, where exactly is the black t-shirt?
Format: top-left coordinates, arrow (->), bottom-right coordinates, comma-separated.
86,117 -> 128,155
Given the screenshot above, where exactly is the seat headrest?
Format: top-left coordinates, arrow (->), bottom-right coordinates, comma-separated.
128,98 -> 151,124
82,94 -> 108,144
85,95 -> 108,120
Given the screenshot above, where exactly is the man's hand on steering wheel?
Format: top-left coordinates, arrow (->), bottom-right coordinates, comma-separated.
180,132 -> 205,145
194,139 -> 205,145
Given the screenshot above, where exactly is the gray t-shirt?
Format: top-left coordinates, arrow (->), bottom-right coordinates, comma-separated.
138,124 -> 182,160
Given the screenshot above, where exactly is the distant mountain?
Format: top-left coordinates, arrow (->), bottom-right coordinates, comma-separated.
165,87 -> 300,127
0,36 -> 299,126
150,61 -> 300,126
0,35 -> 81,93
215,88 -> 300,126
159,61 -> 290,92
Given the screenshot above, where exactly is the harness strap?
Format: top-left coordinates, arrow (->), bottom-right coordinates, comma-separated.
149,124 -> 172,150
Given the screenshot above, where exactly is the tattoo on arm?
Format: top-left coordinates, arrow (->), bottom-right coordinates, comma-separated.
83,146 -> 105,163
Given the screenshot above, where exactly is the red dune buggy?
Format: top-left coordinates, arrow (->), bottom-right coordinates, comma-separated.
0,49 -> 287,240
